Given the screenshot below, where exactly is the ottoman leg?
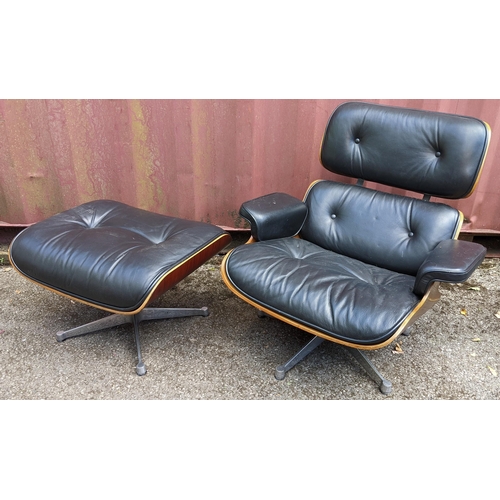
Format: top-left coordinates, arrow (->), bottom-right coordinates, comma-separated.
133,307 -> 210,376
56,314 -> 131,342
137,307 -> 209,321
133,315 -> 147,376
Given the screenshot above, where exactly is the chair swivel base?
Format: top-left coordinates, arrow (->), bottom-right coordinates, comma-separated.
274,335 -> 393,395
56,306 -> 209,375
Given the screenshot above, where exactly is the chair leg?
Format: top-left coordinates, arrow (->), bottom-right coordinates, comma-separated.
401,326 -> 412,337
275,336 -> 325,380
274,334 -> 393,395
55,306 -> 210,375
344,347 -> 393,395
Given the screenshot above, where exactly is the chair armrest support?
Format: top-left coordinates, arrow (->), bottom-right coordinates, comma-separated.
239,192 -> 308,241
413,239 -> 487,296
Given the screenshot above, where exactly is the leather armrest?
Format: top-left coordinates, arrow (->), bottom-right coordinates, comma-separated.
413,239 -> 487,296
239,192 -> 308,241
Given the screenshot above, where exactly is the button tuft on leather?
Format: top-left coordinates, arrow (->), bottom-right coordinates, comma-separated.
355,138 -> 360,144
331,214 -> 337,219
435,151 -> 441,157
408,232 -> 414,237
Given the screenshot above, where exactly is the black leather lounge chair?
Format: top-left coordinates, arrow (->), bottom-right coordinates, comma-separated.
9,201 -> 231,375
221,101 -> 491,394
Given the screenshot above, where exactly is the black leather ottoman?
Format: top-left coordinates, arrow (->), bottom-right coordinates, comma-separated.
9,200 -> 231,375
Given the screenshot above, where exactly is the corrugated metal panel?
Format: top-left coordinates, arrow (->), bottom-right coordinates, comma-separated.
0,99 -> 499,232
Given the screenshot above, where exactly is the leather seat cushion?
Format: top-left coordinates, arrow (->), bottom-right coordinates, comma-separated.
225,238 -> 420,345
10,200 -> 228,312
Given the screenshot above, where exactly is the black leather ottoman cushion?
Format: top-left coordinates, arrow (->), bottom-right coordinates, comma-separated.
10,200 -> 228,312
224,237 -> 420,346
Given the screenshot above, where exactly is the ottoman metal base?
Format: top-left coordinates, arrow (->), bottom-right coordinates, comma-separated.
56,307 -> 210,375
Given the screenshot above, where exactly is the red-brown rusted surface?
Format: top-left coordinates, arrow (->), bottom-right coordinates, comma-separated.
1,99 -> 498,233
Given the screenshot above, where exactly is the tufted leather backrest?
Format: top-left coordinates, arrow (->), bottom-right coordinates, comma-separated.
320,102 -> 490,199
301,181 -> 462,275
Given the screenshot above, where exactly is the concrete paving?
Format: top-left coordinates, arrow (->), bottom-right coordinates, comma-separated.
1,234 -> 499,400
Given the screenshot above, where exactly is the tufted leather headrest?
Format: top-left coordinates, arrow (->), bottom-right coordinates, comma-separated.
320,102 -> 490,199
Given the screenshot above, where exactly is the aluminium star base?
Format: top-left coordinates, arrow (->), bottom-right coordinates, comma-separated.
56,307 -> 209,376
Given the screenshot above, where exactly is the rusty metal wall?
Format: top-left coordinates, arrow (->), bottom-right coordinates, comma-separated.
0,99 -> 499,232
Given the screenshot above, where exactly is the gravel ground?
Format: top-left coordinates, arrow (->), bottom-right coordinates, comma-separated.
1,236 -> 499,400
